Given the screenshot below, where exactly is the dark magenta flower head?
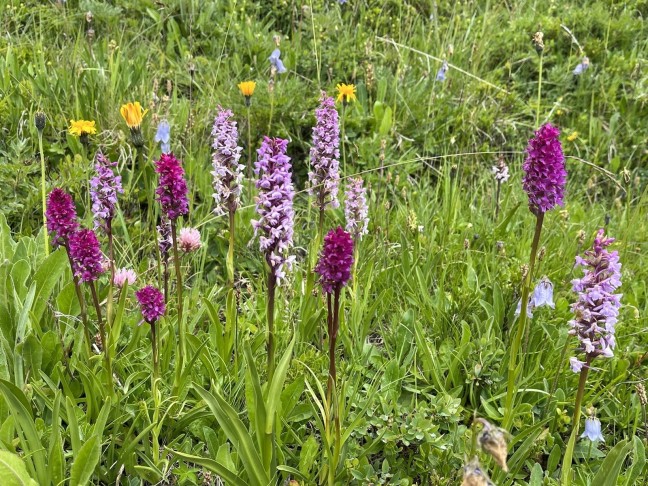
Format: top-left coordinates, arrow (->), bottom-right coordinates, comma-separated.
136,285 -> 166,324
46,188 -> 79,247
68,229 -> 104,282
522,123 -> 567,215
90,151 -> 123,230
155,153 -> 189,220
315,227 -> 354,294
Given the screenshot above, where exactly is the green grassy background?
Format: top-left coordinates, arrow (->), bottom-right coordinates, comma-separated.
0,0 -> 647,484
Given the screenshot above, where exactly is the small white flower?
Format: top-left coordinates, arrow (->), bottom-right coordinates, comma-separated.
581,417 -> 604,442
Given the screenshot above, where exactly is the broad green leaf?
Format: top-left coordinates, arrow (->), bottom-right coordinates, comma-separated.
265,336 -> 295,434
194,385 -> 269,486
0,450 -> 38,486
591,439 -> 632,486
625,435 -> 646,485
0,380 -> 47,485
32,249 -> 67,324
169,449 -> 247,486
69,435 -> 101,486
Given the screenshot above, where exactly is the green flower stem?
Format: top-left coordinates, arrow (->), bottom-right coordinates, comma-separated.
544,335 -> 572,419
246,106 -> 253,202
64,244 -> 92,358
38,131 -> 49,255
150,321 -> 160,463
326,288 -> 342,486
561,359 -> 591,485
171,221 -> 185,381
106,220 -> 115,335
266,270 -> 277,382
89,281 -> 113,397
503,211 -> 544,429
341,104 -> 347,175
536,52 -> 543,128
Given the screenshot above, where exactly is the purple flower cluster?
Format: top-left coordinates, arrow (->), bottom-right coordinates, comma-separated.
157,219 -> 172,258
252,137 -> 295,283
569,230 -> 622,372
136,286 -> 166,324
315,227 -> 354,294
344,177 -> 369,241
309,92 -> 340,210
90,152 -> 123,229
68,229 -> 105,282
522,123 -> 567,215
155,153 -> 189,220
211,107 -> 244,216
46,188 -> 79,247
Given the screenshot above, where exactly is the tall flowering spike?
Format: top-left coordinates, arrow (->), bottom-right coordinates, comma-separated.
315,227 -> 354,294
309,92 -> 340,210
68,229 -> 104,282
252,137 -> 295,283
90,152 -> 123,230
344,177 -> 369,241
155,153 -> 189,220
569,229 -> 622,372
522,123 -> 567,214
46,188 -> 79,248
136,286 -> 166,324
157,219 -> 172,258
211,107 -> 244,216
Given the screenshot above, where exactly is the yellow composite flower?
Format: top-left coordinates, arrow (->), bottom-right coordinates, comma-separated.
567,131 -> 579,142
336,83 -> 357,104
69,119 -> 97,136
238,81 -> 257,97
120,102 -> 148,129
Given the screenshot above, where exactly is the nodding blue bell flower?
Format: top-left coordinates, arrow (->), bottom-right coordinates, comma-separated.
269,49 -> 287,74
515,298 -> 534,319
573,56 -> 590,75
532,276 -> 555,309
581,416 -> 604,442
155,119 -> 171,154
436,60 -> 448,81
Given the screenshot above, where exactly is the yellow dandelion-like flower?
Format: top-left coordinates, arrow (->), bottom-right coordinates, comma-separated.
69,119 -> 97,137
336,83 -> 357,104
567,131 -> 579,142
238,81 -> 256,97
120,102 -> 148,129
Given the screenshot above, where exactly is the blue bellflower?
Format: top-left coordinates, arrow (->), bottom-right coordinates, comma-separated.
436,60 -> 448,81
269,49 -> 287,74
155,119 -> 171,154
581,417 -> 604,442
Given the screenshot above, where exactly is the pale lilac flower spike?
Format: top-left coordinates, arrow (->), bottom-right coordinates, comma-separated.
252,137 -> 295,283
309,92 -> 340,210
90,152 -> 123,230
211,107 -> 244,216
344,177 -> 369,241
569,229 -> 622,372
581,416 -> 604,442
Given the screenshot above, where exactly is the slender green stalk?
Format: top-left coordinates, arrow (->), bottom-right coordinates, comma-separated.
64,244 -> 92,357
171,221 -> 185,377
544,336 -> 571,419
246,105 -> 253,201
326,288 -> 342,486
89,281 -> 113,397
536,52 -> 543,127
38,130 -> 49,255
495,180 -> 502,220
106,220 -> 115,331
503,211 -> 544,429
266,270 -> 277,382
561,359 -> 591,485
341,104 -> 347,175
150,321 -> 160,463
268,84 -> 275,134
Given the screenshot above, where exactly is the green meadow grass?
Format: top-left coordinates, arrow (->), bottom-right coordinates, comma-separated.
0,0 -> 647,484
